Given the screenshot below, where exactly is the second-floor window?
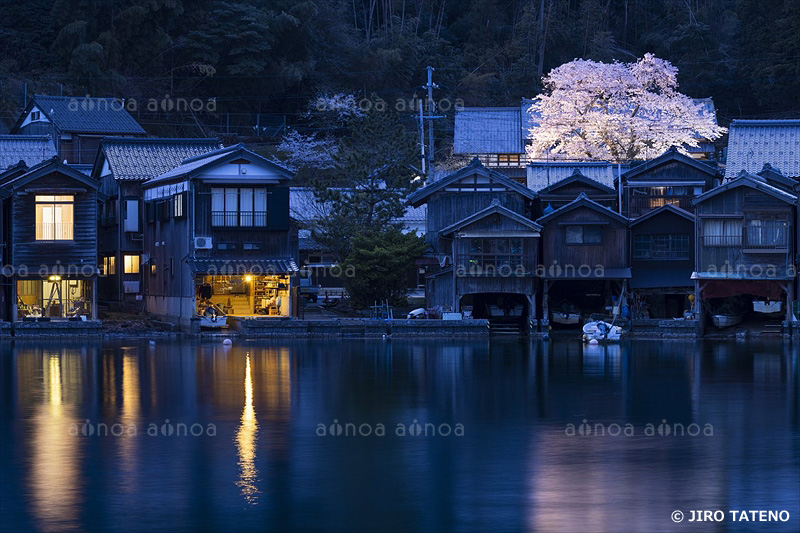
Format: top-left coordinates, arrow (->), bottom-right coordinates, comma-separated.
211,188 -> 267,227
702,219 -> 742,247
35,195 -> 74,240
745,217 -> 788,250
633,234 -> 690,259
466,238 -> 524,272
565,225 -> 603,244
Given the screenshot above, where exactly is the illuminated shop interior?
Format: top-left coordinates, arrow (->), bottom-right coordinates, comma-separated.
197,275 -> 290,316
16,277 -> 93,319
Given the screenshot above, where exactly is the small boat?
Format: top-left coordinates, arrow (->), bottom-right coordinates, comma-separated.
753,300 -> 782,315
711,313 -> 743,328
582,320 -> 624,342
199,303 -> 227,328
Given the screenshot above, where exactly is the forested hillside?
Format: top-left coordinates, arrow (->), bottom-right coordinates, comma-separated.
1,0 -> 797,140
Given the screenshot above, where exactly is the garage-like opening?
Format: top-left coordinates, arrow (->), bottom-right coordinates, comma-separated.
546,279 -> 626,327
460,292 -> 529,328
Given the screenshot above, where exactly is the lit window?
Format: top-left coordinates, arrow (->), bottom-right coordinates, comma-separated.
103,256 -> 116,275
124,255 -> 140,274
211,187 -> 267,227
36,195 -> 74,240
173,193 -> 185,218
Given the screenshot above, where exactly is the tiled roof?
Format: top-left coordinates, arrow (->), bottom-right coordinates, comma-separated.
68,164 -> 93,176
527,161 -> 626,192
101,137 -> 222,181
0,135 -> 57,170
146,143 -> 292,185
455,98 -> 714,156
17,95 -> 146,134
188,258 -> 299,274
725,119 -> 800,178
694,170 -> 797,205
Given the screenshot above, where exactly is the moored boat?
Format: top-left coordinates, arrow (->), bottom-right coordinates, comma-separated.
199,303 -> 227,328
582,320 -> 624,342
711,313 -> 743,328
552,311 -> 580,325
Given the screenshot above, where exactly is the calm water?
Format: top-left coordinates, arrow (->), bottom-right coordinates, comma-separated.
0,338 -> 798,533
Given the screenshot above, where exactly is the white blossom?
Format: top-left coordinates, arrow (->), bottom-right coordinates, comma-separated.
527,53 -> 726,162
274,129 -> 337,171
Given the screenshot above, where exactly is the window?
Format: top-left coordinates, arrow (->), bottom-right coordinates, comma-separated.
217,242 -> 237,251
103,256 -> 116,275
745,217 -> 788,249
633,234 -> 690,259
124,255 -> 140,274
157,199 -> 170,221
703,219 -> 741,247
565,225 -> 603,244
465,238 -> 524,273
36,195 -> 74,240
124,199 -> 139,232
150,261 -> 157,276
497,154 -> 520,164
30,110 -> 41,121
211,188 -> 267,227
173,192 -> 185,218
243,242 -> 262,251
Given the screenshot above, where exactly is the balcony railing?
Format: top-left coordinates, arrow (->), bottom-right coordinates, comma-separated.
36,223 -> 74,241
212,211 -> 267,227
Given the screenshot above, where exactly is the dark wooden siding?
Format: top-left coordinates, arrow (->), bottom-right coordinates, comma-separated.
630,211 -> 695,271
540,206 -> 628,270
11,171 -> 98,274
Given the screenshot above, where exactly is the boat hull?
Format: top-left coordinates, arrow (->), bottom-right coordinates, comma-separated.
552,312 -> 580,325
711,314 -> 743,328
582,321 -> 624,342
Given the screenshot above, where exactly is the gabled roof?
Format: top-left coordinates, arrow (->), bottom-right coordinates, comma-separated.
536,192 -> 628,225
622,146 -> 719,182
439,199 -> 542,237
693,170 -> 797,205
3,157 -> 100,191
409,157 -> 535,207
11,95 -> 146,135
629,203 -> 694,227
527,161 -> 625,192
756,163 -> 797,190
95,137 -> 223,181
0,161 -> 29,186
725,119 -> 800,178
538,169 -> 617,195
145,143 -> 293,187
0,134 -> 57,170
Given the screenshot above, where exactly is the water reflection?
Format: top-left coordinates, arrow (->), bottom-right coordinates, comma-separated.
235,354 -> 259,504
0,338 -> 797,532
27,349 -> 84,531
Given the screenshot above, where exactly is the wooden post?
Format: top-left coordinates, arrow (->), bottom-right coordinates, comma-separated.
694,279 -> 703,336
542,279 -> 549,328
92,275 -> 98,320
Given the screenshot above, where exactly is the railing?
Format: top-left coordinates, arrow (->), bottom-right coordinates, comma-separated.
744,224 -> 788,251
211,211 -> 267,227
461,256 -> 527,276
36,223 -> 73,241
628,195 -> 694,217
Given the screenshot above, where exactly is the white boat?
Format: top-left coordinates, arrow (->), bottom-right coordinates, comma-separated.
711,314 -> 743,328
753,300 -> 782,314
582,321 -> 624,342
552,311 -> 580,325
199,303 -> 227,328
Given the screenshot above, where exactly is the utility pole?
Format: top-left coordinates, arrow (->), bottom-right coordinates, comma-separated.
419,104 -> 426,175
426,66 -> 436,178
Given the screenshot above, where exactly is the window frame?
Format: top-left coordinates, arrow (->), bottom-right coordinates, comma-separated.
35,195 -> 74,241
564,225 -> 603,245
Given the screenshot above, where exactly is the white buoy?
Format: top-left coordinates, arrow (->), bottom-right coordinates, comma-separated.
588,339 -> 599,345
223,338 -> 233,346
149,340 -> 156,346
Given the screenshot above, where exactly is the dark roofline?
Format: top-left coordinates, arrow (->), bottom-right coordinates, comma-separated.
409,157 -> 536,207
538,169 -> 617,195
439,200 -> 542,237
536,192 -> 628,225
629,203 -> 695,227
11,94 -> 146,134
693,171 -> 797,205
4,157 -> 100,191
100,136 -> 220,145
730,119 -> 800,126
622,146 -> 719,181
143,144 -> 293,187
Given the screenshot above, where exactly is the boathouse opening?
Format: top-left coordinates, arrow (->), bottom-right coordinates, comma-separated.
544,279 -> 626,327
197,274 -> 292,317
699,280 -> 793,333
460,292 -> 529,326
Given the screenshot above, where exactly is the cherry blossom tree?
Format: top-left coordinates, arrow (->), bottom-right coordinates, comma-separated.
527,54 -> 726,162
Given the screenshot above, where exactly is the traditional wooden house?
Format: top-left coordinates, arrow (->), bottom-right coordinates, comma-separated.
535,169 -> 618,215
621,147 -> 719,218
141,144 -> 298,332
692,172 -> 797,332
536,193 -> 630,327
628,204 -> 695,319
92,137 -> 222,308
0,157 -> 100,322
11,95 -> 146,164
409,158 -> 539,330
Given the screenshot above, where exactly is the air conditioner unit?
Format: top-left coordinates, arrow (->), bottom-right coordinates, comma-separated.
194,236 -> 213,250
